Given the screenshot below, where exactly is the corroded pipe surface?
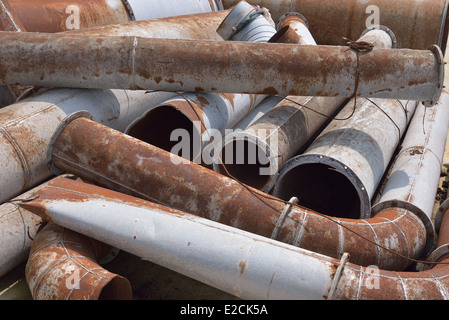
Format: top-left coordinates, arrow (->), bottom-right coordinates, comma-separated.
0,178 -> 50,277
222,0 -> 449,51
26,222 -> 131,300
0,0 -> 131,33
18,176 -> 449,300
0,32 -> 443,106
67,10 -> 229,40
46,115 -> 429,270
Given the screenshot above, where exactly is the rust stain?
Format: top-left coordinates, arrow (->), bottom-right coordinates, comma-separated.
26,222 -> 132,300
239,260 -> 246,276
5,0 -> 130,33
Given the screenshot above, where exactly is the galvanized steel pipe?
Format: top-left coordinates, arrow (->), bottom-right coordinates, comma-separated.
0,9 -> 235,204
0,0 -> 222,33
125,2 -> 273,165
19,176 -> 449,300
272,98 -> 418,219
26,221 -> 131,300
372,95 -> 449,239
125,93 -> 266,166
46,115 -> 428,270
221,0 -> 449,52
123,0 -> 222,21
217,26 -> 393,192
68,10 -> 229,40
0,32 -> 443,107
0,88 -> 175,204
0,178 -> 49,277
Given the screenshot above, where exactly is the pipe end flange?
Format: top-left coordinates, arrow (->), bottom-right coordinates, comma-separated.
361,25 -> 397,49
422,44 -> 445,108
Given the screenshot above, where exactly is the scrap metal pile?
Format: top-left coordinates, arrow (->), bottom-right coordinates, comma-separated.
1,0 -> 449,300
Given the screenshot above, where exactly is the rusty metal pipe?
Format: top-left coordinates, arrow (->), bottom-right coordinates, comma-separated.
46,114 -> 428,270
270,26 -> 417,218
18,176 -> 449,300
0,88 -> 175,205
124,2 -> 273,165
0,9 -> 233,204
0,0 -> 222,33
272,99 -> 418,219
221,0 -> 449,52
216,25 -> 393,192
0,178 -> 49,277
16,176 -> 338,300
0,84 -> 15,108
68,10 -> 229,40
371,95 -> 449,240
26,221 -> 131,300
0,32 -> 443,107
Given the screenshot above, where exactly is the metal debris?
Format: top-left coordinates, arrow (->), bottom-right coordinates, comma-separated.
1,0 -> 449,301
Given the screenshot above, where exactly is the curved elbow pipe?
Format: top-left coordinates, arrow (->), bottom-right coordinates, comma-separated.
0,179 -> 49,277
46,114 -> 430,270
18,176 -> 449,300
25,222 -> 131,300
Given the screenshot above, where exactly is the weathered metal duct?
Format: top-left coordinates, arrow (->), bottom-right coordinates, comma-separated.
0,1 -> 224,108
0,0 -> 222,33
17,176 -> 449,300
0,32 -> 443,107
46,114 -> 429,270
0,9 -> 234,205
270,25 -> 416,218
26,221 -> 132,300
123,0 -> 223,21
68,10 -> 229,40
216,24 -> 394,192
0,84 -> 15,108
0,88 -> 175,205
371,95 -> 449,240
216,0 -> 275,43
125,93 -> 266,166
0,178 -> 49,277
125,1 -> 273,165
271,98 -> 418,219
221,0 -> 449,52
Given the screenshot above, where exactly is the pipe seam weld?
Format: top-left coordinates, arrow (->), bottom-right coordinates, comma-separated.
271,196 -> 298,240
0,127 -> 31,190
328,252 -> 350,300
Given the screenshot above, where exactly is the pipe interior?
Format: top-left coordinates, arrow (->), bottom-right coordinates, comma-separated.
275,163 -> 361,219
127,106 -> 197,161
98,276 -> 132,300
219,139 -> 271,190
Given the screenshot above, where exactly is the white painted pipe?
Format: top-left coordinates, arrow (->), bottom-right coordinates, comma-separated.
19,176 -> 449,300
372,94 -> 449,240
218,26 -> 395,192
125,1 -> 275,165
123,0 -> 222,21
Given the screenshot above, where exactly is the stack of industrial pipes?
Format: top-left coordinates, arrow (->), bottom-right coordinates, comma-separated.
1,0 -> 449,300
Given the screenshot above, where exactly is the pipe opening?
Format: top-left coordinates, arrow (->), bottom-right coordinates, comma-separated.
98,276 -> 132,300
126,106 -> 198,162
274,163 -> 361,219
219,138 -> 271,190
